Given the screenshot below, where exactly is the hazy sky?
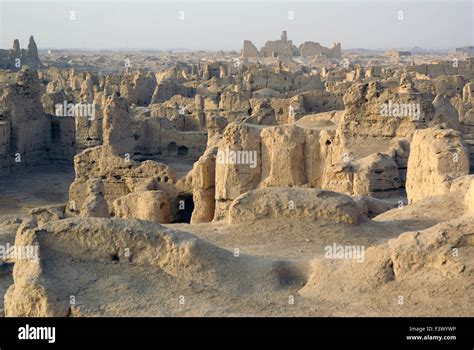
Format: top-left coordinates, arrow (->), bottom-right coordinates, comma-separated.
0,0 -> 472,50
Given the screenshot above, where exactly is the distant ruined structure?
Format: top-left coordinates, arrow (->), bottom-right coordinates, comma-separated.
242,31 -> 341,59
384,50 -> 412,58
455,46 -> 474,56
0,36 -> 42,70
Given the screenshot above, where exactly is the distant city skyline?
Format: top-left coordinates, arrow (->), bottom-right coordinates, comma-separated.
1,0 -> 472,51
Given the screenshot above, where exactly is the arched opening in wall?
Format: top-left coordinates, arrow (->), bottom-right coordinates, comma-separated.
168,142 -> 177,155
175,194 -> 194,223
177,146 -> 188,157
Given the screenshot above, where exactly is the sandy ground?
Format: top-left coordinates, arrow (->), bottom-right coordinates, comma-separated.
19,215 -> 470,317
0,166 -> 472,317
0,164 -> 73,219
169,218 -> 404,260
0,165 -> 73,314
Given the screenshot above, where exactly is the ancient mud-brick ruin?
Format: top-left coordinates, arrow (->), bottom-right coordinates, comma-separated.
0,36 -> 42,71
0,29 -> 473,319
243,31 -> 342,59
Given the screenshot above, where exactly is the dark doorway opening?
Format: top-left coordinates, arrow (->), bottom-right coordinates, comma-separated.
175,194 -> 194,223
51,120 -> 60,143
177,146 -> 188,157
168,142 -> 177,155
